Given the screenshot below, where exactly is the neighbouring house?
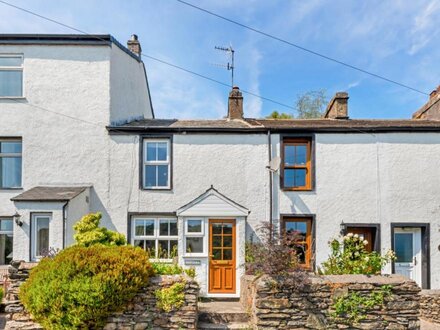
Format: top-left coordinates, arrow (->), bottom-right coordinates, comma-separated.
1,34 -> 440,297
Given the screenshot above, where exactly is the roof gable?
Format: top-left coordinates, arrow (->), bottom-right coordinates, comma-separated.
177,187 -> 249,217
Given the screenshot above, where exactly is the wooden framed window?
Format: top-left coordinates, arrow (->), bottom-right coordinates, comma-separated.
282,217 -> 313,269
281,138 -> 312,190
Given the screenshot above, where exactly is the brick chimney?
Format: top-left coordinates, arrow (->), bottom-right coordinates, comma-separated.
127,34 -> 142,57
323,92 -> 349,119
412,85 -> 440,120
228,86 -> 244,120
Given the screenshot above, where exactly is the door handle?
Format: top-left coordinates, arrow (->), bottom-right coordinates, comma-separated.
413,257 -> 417,266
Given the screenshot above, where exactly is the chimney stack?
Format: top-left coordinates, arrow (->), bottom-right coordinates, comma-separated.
323,92 -> 349,119
127,34 -> 142,57
412,85 -> 440,120
228,86 -> 244,120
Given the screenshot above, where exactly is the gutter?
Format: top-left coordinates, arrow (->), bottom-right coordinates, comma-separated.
267,130 -> 273,241
62,201 -> 68,249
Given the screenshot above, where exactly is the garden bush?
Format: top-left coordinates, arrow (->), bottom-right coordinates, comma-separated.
20,245 -> 153,330
320,233 -> 396,275
152,262 -> 183,275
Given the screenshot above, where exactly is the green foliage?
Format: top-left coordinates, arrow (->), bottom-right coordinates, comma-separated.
320,234 -> 396,275
155,282 -> 186,312
184,267 -> 196,279
331,285 -> 392,324
266,111 -> 293,119
19,245 -> 153,330
73,212 -> 126,247
0,287 -> 3,302
152,262 -> 183,275
296,89 -> 327,119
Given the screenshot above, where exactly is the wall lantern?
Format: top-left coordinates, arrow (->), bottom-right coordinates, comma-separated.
13,211 -> 23,227
339,221 -> 346,235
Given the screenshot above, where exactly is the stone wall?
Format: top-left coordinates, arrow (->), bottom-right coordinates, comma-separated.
241,274 -> 420,330
4,261 -> 199,330
420,290 -> 440,324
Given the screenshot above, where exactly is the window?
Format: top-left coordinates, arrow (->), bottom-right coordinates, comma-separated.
283,217 -> 313,268
132,217 -> 177,259
282,138 -> 311,190
185,219 -> 204,254
0,139 -> 22,188
346,226 -> 378,253
0,218 -> 13,265
32,214 -> 50,260
0,55 -> 23,97
143,139 -> 171,189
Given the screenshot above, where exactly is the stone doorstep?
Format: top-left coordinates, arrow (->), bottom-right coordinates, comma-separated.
198,301 -> 249,324
197,322 -> 252,330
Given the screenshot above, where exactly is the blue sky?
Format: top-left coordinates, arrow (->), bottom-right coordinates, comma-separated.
1,0 -> 439,119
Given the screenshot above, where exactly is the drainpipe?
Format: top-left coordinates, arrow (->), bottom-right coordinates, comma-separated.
267,130 -> 273,241
62,202 -> 68,249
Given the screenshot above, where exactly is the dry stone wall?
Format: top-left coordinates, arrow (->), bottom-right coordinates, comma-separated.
4,261 -> 199,330
420,290 -> 440,324
241,274 -> 421,330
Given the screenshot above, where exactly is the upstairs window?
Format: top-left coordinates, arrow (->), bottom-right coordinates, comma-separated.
0,139 -> 22,188
282,138 -> 312,190
143,139 -> 171,189
0,55 -> 23,97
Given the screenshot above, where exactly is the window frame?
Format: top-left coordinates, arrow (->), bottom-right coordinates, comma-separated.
184,218 -> 205,256
0,217 -> 13,265
31,213 -> 51,261
281,216 -> 314,270
0,54 -> 24,98
131,216 -> 178,261
0,138 -> 23,189
141,137 -> 172,190
281,138 -> 312,191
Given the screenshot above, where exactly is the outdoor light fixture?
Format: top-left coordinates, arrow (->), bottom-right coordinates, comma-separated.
13,211 -> 23,227
339,221 -> 346,235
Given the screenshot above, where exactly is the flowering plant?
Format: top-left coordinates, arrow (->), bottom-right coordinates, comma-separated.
320,233 -> 396,275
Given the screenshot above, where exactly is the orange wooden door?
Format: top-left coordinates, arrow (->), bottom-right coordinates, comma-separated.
209,219 -> 236,294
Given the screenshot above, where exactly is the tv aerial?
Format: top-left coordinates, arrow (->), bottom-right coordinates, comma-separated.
213,45 -> 235,88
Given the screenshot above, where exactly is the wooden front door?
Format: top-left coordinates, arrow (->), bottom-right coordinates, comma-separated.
346,227 -> 374,252
209,219 -> 236,294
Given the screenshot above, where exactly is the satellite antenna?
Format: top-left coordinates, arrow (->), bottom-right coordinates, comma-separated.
267,157 -> 281,172
213,45 -> 235,87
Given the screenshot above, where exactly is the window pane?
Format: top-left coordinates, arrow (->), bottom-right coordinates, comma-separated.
223,236 -> 232,248
0,70 -> 23,97
0,57 -> 22,66
1,157 -> 22,188
187,220 -> 202,233
170,240 -> 178,257
157,165 -> 168,187
186,237 -> 203,253
296,145 -> 307,165
294,244 -> 307,264
146,142 -> 157,161
135,220 -> 145,236
285,145 -> 295,165
284,169 -> 295,188
36,217 -> 49,256
145,240 -> 156,258
212,248 -> 221,260
0,233 -> 13,265
157,142 -> 168,161
134,240 -> 144,249
223,249 -> 232,260
294,169 -> 306,187
223,223 -> 233,235
212,223 -> 222,235
0,141 -> 22,153
144,220 -> 154,236
169,221 -> 178,236
212,236 -> 222,248
159,220 -> 169,236
145,165 -> 157,187
395,233 -> 413,263
285,221 -> 308,240
158,240 -> 170,258
0,219 -> 13,231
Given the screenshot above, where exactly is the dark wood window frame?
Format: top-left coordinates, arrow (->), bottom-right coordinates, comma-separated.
281,138 -> 312,191
342,223 -> 381,253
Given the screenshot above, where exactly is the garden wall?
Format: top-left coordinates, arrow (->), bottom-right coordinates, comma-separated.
4,261 -> 199,330
241,274 -> 420,330
419,290 -> 440,324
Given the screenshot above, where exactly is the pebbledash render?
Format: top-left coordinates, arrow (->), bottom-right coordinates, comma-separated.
1,34 -> 440,297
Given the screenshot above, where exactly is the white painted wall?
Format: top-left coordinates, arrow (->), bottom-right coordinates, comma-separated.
65,188 -> 91,246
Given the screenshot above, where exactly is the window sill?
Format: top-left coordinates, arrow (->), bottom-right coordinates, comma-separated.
183,254 -> 207,258
142,187 -> 172,191
0,187 -> 23,191
0,96 -> 26,100
282,188 -> 313,192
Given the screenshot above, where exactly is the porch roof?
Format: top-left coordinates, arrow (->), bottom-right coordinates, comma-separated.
11,186 -> 89,202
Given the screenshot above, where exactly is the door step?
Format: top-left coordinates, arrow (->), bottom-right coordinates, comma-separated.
198,322 -> 251,329
198,300 -> 251,329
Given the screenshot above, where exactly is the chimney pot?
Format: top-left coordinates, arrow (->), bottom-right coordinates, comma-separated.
127,34 -> 142,57
323,92 -> 349,119
228,87 -> 244,120
413,84 -> 440,120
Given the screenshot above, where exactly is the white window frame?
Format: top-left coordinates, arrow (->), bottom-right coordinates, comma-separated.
0,217 -> 13,265
184,218 -> 205,256
0,54 -> 24,98
131,217 -> 178,261
0,139 -> 22,189
143,139 -> 171,189
31,213 -> 51,261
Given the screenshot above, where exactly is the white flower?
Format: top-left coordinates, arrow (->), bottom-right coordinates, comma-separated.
354,234 -> 359,238
363,240 -> 369,245
347,233 -> 354,238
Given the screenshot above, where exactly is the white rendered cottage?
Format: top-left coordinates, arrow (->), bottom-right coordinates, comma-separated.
1,34 -> 440,297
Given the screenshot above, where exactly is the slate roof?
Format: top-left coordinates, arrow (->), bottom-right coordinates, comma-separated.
11,186 -> 89,202
107,118 -> 440,133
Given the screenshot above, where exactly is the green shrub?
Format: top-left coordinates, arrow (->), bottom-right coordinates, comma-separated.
155,282 -> 185,312
20,245 -> 153,330
0,287 -> 3,301
152,262 -> 183,275
320,234 -> 396,275
73,212 -> 126,246
184,267 -> 196,278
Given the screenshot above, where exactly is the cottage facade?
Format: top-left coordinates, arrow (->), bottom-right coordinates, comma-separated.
1,34 -> 440,296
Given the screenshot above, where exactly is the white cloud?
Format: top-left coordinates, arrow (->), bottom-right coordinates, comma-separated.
408,1 -> 440,55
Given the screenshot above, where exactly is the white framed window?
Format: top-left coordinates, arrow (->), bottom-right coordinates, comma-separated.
0,55 -> 23,97
143,139 -> 171,189
0,139 -> 22,188
185,218 -> 204,255
0,218 -> 13,265
132,217 -> 177,259
31,214 -> 50,261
